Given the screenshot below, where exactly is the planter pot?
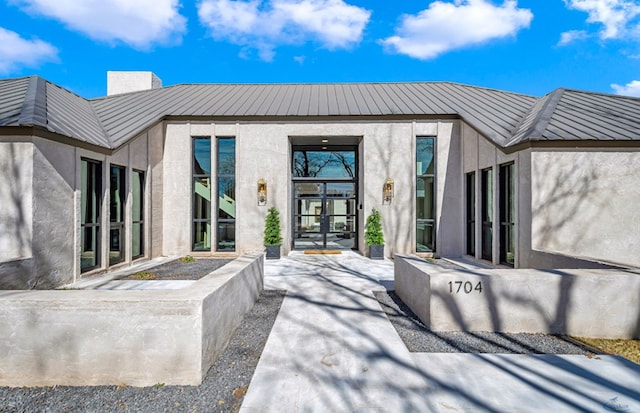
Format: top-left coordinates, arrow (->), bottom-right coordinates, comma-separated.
368,245 -> 384,260
265,245 -> 281,260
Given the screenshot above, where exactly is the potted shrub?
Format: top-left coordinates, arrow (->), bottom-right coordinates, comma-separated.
365,208 -> 385,259
264,207 -> 283,260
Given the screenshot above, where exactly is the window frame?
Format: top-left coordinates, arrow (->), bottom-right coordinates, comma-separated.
80,158 -> 102,273
192,136 -> 212,251
499,162 -> 515,266
481,167 -> 493,261
132,169 -> 145,260
109,164 -> 126,266
466,171 -> 476,257
216,136 -> 236,252
416,136 -> 436,253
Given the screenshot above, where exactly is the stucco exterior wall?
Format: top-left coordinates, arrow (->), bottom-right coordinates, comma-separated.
162,123 -> 205,257
233,123 -> 290,255
149,123 -> 165,259
0,141 -> 33,262
32,138 -> 76,288
5,130 -> 157,288
531,150 -> 640,268
434,121 -> 463,257
160,120 -> 462,258
0,141 -> 34,288
107,71 -> 162,96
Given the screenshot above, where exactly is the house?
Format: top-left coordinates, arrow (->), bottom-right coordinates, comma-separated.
0,72 -> 638,289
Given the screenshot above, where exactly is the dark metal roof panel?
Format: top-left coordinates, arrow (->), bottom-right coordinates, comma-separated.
424,82 -> 536,145
408,83 -> 455,113
7,77 -> 640,151
45,82 -> 110,147
508,89 -> 640,145
0,77 -> 31,126
507,91 -> 559,146
545,90 -> 640,141
89,82 -> 539,146
376,83 -> 413,114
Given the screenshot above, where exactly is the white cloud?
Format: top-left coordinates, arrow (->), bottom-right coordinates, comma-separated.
564,0 -> 640,39
197,0 -> 371,61
611,80 -> 640,96
11,0 -> 186,49
0,27 -> 58,74
380,0 -> 533,60
558,29 -> 590,45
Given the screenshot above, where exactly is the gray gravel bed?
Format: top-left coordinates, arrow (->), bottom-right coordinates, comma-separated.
0,290 -> 286,413
375,291 -> 599,355
123,258 -> 232,281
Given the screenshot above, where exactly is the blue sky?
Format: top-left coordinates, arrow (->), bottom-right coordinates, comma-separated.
2,0 -> 640,98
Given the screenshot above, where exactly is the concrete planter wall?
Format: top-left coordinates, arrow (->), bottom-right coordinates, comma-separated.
0,254 -> 264,387
395,255 -> 640,339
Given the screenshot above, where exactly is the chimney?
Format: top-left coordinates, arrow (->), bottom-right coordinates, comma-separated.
107,71 -> 162,96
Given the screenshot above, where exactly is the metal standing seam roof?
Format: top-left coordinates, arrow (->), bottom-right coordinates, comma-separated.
0,76 -> 32,127
0,76 -> 108,146
2,75 -> 640,151
509,88 -> 640,146
90,82 -> 538,148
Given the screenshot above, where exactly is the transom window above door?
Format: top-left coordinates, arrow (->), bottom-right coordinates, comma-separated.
293,149 -> 356,178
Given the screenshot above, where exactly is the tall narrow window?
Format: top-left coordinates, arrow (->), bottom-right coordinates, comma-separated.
481,168 -> 493,261
466,172 -> 476,256
81,159 -> 102,272
416,137 -> 436,252
109,165 -> 126,266
132,170 -> 145,259
193,137 -> 211,251
500,163 -> 515,266
217,137 -> 236,251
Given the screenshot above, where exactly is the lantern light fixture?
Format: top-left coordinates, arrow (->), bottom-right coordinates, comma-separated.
257,178 -> 267,206
383,178 -> 394,204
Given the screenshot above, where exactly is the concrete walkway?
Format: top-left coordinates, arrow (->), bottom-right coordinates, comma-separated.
240,252 -> 640,413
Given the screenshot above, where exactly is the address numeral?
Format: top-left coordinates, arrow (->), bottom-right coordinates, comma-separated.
448,281 -> 483,294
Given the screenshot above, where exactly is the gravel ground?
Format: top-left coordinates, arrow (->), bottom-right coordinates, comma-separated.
375,291 -> 599,355
123,259 -> 232,281
0,290 -> 286,413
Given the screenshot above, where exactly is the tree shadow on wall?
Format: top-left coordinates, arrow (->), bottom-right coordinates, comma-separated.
0,143 -> 37,289
532,155 -> 613,260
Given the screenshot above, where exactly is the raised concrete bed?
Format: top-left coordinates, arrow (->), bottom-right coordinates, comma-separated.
0,254 -> 263,387
395,255 -> 640,339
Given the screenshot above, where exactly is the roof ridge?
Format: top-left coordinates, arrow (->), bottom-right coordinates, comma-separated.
85,92 -> 113,147
90,80 -> 537,101
555,86 -> 640,101
507,88 -> 565,146
18,76 -> 48,127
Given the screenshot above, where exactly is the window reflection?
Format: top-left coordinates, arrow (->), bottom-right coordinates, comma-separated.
81,159 -> 102,272
193,137 -> 211,251
217,138 -> 235,251
416,137 -> 436,252
293,151 -> 356,178
132,170 -> 144,259
109,165 -> 126,266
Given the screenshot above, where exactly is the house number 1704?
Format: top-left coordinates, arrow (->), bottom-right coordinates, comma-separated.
448,281 -> 483,294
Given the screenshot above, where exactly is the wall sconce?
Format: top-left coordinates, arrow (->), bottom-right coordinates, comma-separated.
383,178 -> 394,204
257,179 -> 267,206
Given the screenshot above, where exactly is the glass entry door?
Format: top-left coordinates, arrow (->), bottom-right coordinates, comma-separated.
293,182 -> 357,249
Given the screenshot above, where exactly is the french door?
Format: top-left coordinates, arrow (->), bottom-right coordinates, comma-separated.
292,181 -> 357,249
